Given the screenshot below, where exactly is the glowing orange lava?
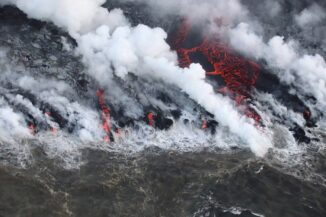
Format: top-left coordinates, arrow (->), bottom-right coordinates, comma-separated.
147,112 -> 155,127
96,89 -> 111,142
173,20 -> 261,123
202,119 -> 207,129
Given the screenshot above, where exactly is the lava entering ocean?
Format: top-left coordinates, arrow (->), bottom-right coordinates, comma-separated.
172,20 -> 262,123
96,88 -> 112,142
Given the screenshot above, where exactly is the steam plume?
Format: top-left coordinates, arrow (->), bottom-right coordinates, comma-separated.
12,0 -> 323,156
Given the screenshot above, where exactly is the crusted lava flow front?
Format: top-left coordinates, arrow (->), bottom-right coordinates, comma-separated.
172,20 -> 262,123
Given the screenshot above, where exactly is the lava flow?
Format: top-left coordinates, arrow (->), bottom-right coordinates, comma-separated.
147,112 -> 155,127
172,20 -> 261,123
96,89 -> 112,142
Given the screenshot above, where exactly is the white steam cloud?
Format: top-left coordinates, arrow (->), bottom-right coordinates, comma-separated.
295,3 -> 326,28
114,1 -> 325,111
0,98 -> 32,143
1,0 -> 281,156
227,24 -> 326,110
1,0 -> 128,34
119,0 -> 326,113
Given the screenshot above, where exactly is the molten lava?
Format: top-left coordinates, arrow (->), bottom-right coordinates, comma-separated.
147,112 -> 155,127
173,20 -> 261,123
96,89 -> 112,142
202,119 -> 207,129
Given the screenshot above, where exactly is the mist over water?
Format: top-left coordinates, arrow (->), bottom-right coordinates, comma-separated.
0,0 -> 326,216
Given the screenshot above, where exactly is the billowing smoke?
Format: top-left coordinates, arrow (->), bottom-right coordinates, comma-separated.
1,0 -> 325,160
0,0 -> 275,156
0,0 -> 128,33
227,22 -> 326,112
295,3 -> 326,28
0,98 -> 32,143
121,0 -> 326,113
